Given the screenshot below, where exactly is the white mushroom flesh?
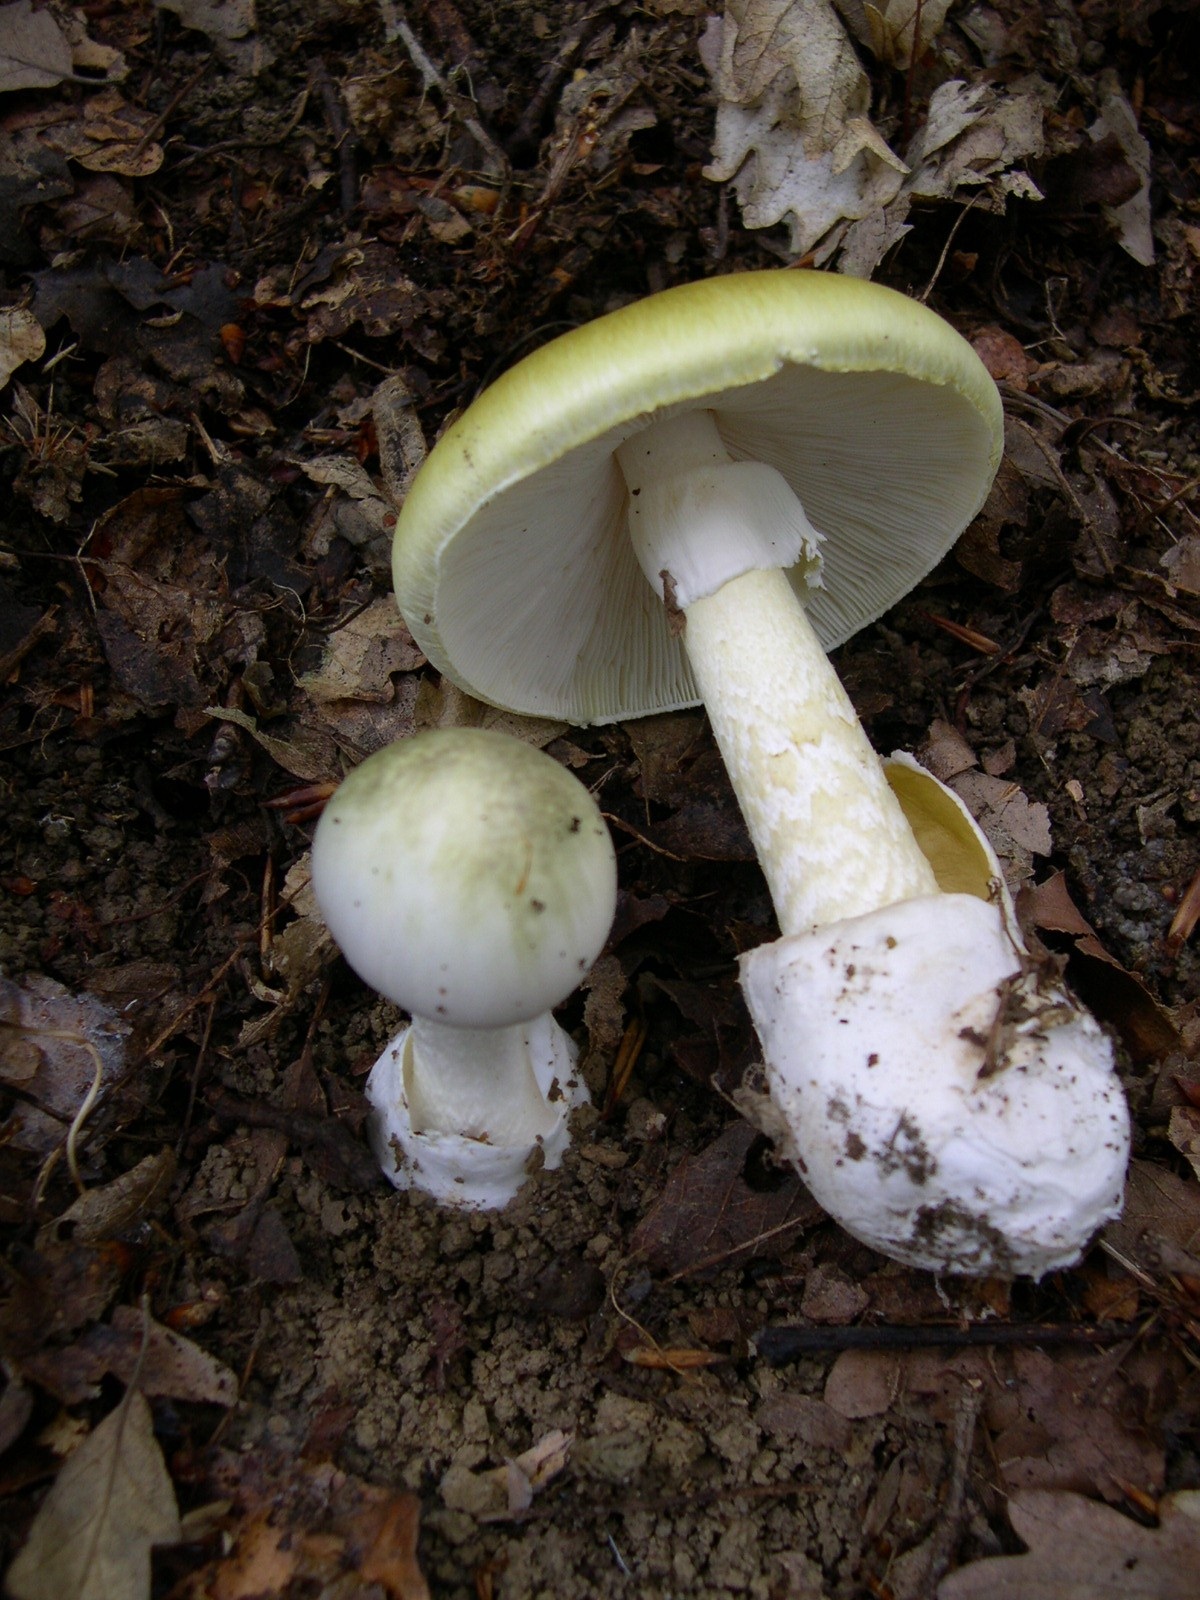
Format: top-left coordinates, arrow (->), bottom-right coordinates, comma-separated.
403,1016 -> 563,1144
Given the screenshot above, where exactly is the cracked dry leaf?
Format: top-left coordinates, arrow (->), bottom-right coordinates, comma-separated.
839,78 -> 1046,276
39,89 -> 164,177
298,597 -> 423,704
631,1121 -> 821,1277
154,0 -> 266,73
705,0 -> 908,258
938,1489 -> 1200,1599
6,1390 -> 181,1600
1090,93 -> 1154,267
0,975 -> 128,1159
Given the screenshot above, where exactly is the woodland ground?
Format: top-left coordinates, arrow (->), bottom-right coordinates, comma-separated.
0,2 -> 1198,1597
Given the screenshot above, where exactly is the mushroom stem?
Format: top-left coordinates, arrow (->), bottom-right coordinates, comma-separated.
686,571 -> 937,933
617,410 -> 937,935
403,1016 -> 564,1145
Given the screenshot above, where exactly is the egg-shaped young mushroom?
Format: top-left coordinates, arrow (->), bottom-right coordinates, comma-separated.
311,728 -> 617,1209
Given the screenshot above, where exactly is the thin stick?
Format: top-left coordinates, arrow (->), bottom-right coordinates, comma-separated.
754,1319 -> 1140,1363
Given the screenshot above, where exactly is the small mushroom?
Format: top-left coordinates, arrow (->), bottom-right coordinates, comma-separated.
737,757 -> 1130,1277
311,728 -> 617,1208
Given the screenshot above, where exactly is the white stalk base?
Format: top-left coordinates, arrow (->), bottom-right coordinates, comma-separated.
365,1014 -> 589,1209
738,893 -> 1130,1277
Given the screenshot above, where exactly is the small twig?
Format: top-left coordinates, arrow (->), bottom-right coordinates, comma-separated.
901,0 -> 924,145
132,57 -> 212,162
378,0 -> 510,182
1166,861 -> 1200,954
919,193 -> 981,304
602,811 -> 688,861
0,606 -> 58,682
5,1023 -> 110,1195
924,1387 -> 983,1589
311,58 -> 359,215
177,996 -> 216,1158
754,1319 -> 1140,1363
662,1216 -> 815,1285
507,8 -> 596,161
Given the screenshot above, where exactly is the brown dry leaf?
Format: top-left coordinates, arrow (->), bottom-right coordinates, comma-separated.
985,1347 -> 1164,1502
630,1121 -> 821,1277
0,0 -> 73,92
824,1348 -> 902,1418
1020,873 -> 1179,1064
173,1451 -> 430,1598
300,245 -> 445,357
1161,533 -> 1200,595
826,1343 -> 1165,1501
704,0 -> 907,259
22,1306 -> 238,1408
1168,1105 -> 1200,1182
0,307 -> 44,387
840,76 -> 1046,276
938,1488 -> 1200,1599
951,770 -> 1052,890
207,705 -> 340,784
38,1149 -> 176,1248
0,974 -> 128,1159
298,597 -> 423,705
96,1307 -> 238,1406
1090,93 -> 1154,267
6,1389 -> 181,1600
915,725 -> 1050,894
1104,1159 -> 1200,1277
349,1489 -> 430,1597
758,1390 -> 854,1452
154,0 -> 265,74
440,1430 -> 572,1522
40,89 -> 163,177
833,0 -> 953,68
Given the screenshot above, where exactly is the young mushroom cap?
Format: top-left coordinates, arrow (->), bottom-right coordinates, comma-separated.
737,758 -> 1130,1277
312,728 -> 615,1029
311,728 -> 617,1208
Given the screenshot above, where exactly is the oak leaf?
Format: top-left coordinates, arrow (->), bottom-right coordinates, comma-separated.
6,1390 -> 181,1600
939,1488 -> 1200,1599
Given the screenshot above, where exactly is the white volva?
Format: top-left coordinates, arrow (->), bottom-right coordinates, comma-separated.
736,760 -> 1130,1275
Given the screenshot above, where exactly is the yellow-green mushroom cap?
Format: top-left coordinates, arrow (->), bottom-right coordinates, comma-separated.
392,270 -> 1003,725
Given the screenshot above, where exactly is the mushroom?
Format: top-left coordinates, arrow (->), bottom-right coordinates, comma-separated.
388,269 -> 1128,1268
737,756 -> 1130,1276
311,728 -> 617,1208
